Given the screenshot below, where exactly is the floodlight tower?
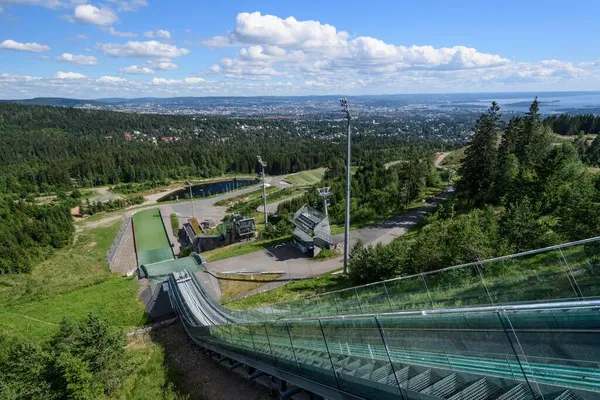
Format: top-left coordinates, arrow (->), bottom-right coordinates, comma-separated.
257,156 -> 268,227
187,181 -> 196,220
317,187 -> 333,218
340,98 -> 352,275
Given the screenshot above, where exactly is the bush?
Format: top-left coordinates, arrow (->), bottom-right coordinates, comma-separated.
0,314 -> 127,399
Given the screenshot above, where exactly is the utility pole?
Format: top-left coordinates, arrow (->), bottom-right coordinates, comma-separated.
340,98 -> 352,275
257,156 -> 268,227
187,181 -> 196,220
317,187 -> 332,218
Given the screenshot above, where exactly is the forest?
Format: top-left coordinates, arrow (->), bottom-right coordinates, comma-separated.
0,103 -> 455,195
347,100 -> 600,284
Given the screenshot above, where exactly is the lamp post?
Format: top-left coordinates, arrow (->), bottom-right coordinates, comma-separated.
340,98 -> 352,275
257,156 -> 268,227
187,181 -> 196,220
317,187 -> 332,218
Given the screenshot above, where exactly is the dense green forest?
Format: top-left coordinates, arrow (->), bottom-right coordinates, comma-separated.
0,103 -> 450,195
346,100 -> 600,284
0,196 -> 74,274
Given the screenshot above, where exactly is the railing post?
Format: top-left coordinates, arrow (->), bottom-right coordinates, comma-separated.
318,319 -> 342,390
263,322 -> 276,363
420,273 -> 435,308
497,311 -> 545,400
383,281 -> 394,312
354,287 -> 363,313
248,324 -> 257,352
474,263 -> 494,306
375,316 -> 406,400
284,321 -> 301,373
558,247 -> 584,299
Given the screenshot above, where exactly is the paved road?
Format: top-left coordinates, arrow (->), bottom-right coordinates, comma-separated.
256,193 -> 304,214
207,192 -> 449,300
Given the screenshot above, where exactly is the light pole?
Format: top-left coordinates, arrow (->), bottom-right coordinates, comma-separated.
340,98 -> 352,275
317,187 -> 332,218
187,181 -> 196,220
257,156 -> 268,227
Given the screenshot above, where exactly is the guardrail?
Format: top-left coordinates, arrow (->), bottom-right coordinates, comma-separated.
106,216 -> 131,270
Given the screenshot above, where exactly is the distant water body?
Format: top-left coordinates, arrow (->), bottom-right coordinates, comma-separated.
444,92 -> 600,114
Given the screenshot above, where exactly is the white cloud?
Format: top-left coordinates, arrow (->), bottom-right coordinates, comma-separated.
108,0 -> 147,12
151,77 -> 206,85
71,34 -> 89,40
106,26 -> 137,38
55,71 -> 87,79
57,52 -> 99,65
119,65 -> 154,74
204,12 -> 511,84
0,6 -> 4,12
144,29 -> 172,39
0,0 -> 65,9
207,12 -> 349,50
97,40 -> 190,58
0,39 -> 50,52
72,4 -> 118,26
580,60 -> 600,68
147,57 -> 178,70
119,58 -> 178,74
97,75 -> 126,83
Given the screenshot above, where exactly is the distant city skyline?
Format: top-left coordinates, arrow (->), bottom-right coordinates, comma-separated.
1,0 -> 600,98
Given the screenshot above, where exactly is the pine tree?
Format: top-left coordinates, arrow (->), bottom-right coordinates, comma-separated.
458,102 -> 503,204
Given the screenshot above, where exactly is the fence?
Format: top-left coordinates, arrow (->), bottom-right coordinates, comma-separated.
182,301 -> 600,399
106,216 -> 131,270
192,236 -> 600,323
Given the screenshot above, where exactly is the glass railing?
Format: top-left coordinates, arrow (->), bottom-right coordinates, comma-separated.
264,236 -> 600,320
182,303 -> 600,399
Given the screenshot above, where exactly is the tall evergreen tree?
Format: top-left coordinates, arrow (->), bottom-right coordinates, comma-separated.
458,102 -> 503,204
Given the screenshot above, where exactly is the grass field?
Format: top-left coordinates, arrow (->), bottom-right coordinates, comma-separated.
226,270 -> 348,309
217,273 -> 283,302
440,147 -> 466,168
133,209 -> 170,252
0,220 -> 148,341
284,168 -> 326,186
201,236 -> 291,262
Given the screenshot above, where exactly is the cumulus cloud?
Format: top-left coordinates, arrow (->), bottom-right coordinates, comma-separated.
71,4 -> 118,26
205,12 -> 349,50
97,75 -> 127,83
580,60 -> 600,68
144,30 -> 172,39
0,39 -> 50,52
57,52 -> 99,65
97,40 -> 190,58
119,65 -> 154,74
108,0 -> 147,12
204,12 -> 512,84
119,58 -> 178,74
151,76 -> 205,85
55,71 -> 87,79
106,26 -> 137,38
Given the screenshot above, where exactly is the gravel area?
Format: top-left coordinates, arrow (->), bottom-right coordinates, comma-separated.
150,323 -> 278,400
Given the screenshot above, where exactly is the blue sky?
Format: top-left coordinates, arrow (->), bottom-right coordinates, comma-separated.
0,0 -> 599,98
